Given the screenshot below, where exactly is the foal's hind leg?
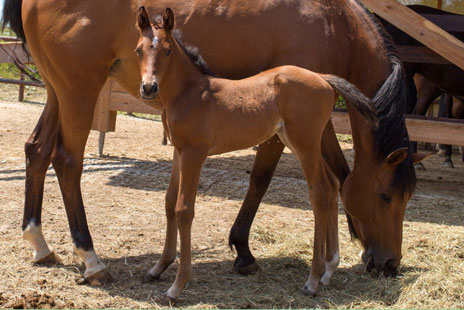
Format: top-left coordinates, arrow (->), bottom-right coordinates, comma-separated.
22,80 -> 62,264
143,149 -> 180,282
51,90 -> 111,285
319,160 -> 340,286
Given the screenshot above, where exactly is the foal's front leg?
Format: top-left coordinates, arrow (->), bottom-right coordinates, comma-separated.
143,149 -> 180,282
165,147 -> 207,302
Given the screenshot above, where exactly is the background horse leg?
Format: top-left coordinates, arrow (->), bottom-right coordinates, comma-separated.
411,76 -> 440,170
452,97 -> 464,162
228,134 -> 285,274
22,79 -> 61,264
438,94 -> 454,168
51,87 -> 112,285
143,149 -> 180,283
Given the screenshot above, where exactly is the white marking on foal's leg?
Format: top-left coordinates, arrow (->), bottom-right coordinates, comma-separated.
73,247 -> 106,278
22,222 -> 53,262
320,251 -> 340,286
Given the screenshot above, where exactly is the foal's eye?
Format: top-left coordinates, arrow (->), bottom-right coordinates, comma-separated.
380,193 -> 392,204
165,48 -> 171,56
135,48 -> 142,56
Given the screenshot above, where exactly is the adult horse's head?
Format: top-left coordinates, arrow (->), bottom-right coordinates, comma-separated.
135,7 -> 175,100
340,11 -> 429,276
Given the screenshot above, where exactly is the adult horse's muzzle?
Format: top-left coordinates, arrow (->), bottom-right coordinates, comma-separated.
140,81 -> 158,100
362,249 -> 399,277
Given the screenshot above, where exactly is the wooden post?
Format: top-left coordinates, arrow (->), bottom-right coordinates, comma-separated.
92,79 -> 117,157
18,72 -> 25,102
359,0 -> 464,70
437,0 -> 442,10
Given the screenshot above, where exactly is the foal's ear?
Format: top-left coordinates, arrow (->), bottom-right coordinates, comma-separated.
137,6 -> 150,30
163,8 -> 175,31
386,147 -> 408,166
411,152 -> 433,164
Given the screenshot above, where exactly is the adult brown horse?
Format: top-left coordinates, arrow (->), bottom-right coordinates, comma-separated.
2,0 -> 425,286
135,7 -> 379,299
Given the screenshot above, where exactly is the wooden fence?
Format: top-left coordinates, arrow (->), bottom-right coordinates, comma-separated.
0,37 -> 44,101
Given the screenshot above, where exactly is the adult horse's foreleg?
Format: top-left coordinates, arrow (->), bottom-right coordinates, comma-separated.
228,134 -> 285,275
143,149 -> 180,283
51,90 -> 112,285
22,80 -> 61,264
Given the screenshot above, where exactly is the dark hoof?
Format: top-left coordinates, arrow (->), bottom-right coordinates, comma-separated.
33,251 -> 62,265
414,162 -> 426,171
142,272 -> 160,283
85,269 -> 114,286
301,285 -> 317,297
443,161 -> 454,168
234,260 -> 260,275
161,293 -> 177,306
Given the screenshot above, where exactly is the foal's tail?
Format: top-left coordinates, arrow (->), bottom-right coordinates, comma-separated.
322,74 -> 379,129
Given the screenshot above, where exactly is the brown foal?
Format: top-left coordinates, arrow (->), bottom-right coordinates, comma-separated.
136,7 -> 379,301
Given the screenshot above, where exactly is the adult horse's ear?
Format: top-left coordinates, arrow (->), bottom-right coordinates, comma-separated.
386,147 -> 408,166
137,6 -> 150,30
163,8 -> 175,31
411,152 -> 432,164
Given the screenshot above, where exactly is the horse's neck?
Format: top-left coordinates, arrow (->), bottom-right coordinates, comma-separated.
159,39 -> 205,105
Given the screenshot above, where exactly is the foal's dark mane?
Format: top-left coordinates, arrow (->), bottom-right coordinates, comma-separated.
172,29 -> 214,76
358,1 -> 416,194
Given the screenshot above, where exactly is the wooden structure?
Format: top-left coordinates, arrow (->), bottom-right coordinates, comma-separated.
0,37 -> 44,100
87,0 -> 464,154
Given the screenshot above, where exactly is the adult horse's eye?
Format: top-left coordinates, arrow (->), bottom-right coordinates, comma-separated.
380,193 -> 392,204
165,48 -> 171,56
135,48 -> 142,56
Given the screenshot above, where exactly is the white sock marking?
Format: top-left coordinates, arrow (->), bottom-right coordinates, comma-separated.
74,247 -> 106,278
22,223 -> 52,262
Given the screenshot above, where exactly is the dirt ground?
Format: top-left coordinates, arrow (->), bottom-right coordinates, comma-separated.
0,88 -> 463,308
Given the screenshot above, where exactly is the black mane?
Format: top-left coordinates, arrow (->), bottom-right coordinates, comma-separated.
358,1 -> 417,195
172,29 -> 214,76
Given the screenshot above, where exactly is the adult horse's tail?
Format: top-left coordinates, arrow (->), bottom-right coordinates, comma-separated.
322,74 -> 379,129
1,0 -> 26,43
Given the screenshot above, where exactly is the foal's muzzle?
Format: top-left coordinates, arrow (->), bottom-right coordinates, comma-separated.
140,81 -> 158,100
362,250 -> 399,277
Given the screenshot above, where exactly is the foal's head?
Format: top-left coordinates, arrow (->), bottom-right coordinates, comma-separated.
135,7 -> 175,100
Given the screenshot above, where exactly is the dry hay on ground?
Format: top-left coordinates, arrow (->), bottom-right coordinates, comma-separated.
0,99 -> 463,309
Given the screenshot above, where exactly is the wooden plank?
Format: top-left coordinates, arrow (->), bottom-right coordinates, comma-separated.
109,92 -> 162,115
396,46 -> 450,64
111,81 -> 128,93
359,0 -> 464,70
331,111 -> 464,146
91,80 -> 117,132
0,42 -> 31,64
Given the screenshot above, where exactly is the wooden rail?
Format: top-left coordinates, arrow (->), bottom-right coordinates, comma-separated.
332,111 -> 464,146
0,40 -> 43,101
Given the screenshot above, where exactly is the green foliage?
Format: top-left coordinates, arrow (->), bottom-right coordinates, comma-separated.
0,63 -> 20,79
335,95 -> 346,109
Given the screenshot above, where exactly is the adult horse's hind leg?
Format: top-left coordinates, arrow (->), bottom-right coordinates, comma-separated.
438,94 -> 454,168
228,134 -> 285,274
22,80 -> 61,264
51,89 -> 112,285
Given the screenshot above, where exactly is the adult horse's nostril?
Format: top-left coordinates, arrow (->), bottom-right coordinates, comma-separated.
382,258 -> 398,277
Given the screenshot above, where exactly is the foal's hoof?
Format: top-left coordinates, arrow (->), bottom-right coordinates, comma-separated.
142,271 -> 160,283
161,293 -> 177,306
34,251 -> 62,265
234,260 -> 260,275
443,161 -> 454,168
414,162 -> 426,171
85,268 -> 114,286
301,285 -> 317,297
